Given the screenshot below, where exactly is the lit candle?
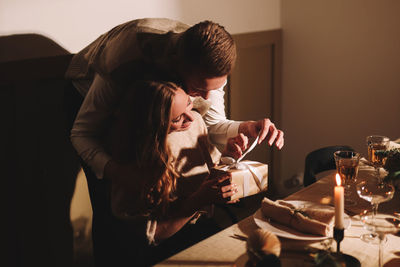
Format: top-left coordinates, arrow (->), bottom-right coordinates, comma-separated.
334,173 -> 344,229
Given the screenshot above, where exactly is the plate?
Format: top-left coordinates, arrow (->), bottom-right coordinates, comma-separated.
234,252 -> 317,267
253,200 -> 351,241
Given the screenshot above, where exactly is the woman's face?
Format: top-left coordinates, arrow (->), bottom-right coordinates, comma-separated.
169,88 -> 194,133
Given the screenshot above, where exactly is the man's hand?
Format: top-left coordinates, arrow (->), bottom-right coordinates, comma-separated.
222,133 -> 249,159
238,119 -> 284,149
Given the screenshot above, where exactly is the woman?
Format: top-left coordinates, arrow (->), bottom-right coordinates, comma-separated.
106,80 -> 247,265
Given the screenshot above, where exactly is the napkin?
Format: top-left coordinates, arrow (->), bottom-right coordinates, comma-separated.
261,198 -> 335,236
389,141 -> 400,149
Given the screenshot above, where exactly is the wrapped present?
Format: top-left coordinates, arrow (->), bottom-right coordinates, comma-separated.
214,160 -> 268,201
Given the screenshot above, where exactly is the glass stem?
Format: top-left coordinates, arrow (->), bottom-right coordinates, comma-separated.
379,237 -> 383,267
376,167 -> 383,183
372,203 -> 379,218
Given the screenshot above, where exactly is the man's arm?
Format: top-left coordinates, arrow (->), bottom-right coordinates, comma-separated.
204,85 -> 284,149
238,119 -> 284,149
70,74 -> 119,179
202,86 -> 241,145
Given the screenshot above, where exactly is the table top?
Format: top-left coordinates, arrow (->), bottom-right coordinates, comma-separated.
156,163 -> 400,267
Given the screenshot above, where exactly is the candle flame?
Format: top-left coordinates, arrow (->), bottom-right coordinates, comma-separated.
335,173 -> 341,186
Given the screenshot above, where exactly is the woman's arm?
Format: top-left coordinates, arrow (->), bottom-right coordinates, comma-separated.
154,172 -> 236,242
111,169 -> 236,244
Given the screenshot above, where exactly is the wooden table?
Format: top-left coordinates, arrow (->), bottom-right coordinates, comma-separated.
156,163 -> 400,267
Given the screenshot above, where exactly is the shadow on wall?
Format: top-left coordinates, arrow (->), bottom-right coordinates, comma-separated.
1,33 -> 83,267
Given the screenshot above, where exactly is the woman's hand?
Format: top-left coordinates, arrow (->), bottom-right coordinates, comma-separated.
223,133 -> 249,160
193,169 -> 238,205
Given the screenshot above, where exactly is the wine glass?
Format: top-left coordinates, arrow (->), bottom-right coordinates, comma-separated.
366,135 -> 390,182
359,212 -> 400,267
356,178 -> 395,242
334,151 -> 360,206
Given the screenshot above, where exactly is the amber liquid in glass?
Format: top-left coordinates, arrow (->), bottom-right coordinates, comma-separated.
368,144 -> 387,168
337,160 -> 359,186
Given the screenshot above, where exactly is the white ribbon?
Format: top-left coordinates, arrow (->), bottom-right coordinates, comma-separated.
219,134 -> 264,197
236,134 -> 260,163
219,160 -> 265,197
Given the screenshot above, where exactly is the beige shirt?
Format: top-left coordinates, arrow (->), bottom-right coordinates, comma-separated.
111,111 -> 222,245
167,111 -> 222,198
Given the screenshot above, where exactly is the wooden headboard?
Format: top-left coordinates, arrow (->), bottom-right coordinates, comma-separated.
0,34 -> 80,267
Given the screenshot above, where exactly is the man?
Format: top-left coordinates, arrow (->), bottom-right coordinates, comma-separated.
66,18 -> 284,182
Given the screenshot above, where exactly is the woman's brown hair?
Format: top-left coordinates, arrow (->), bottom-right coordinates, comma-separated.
111,80 -> 180,215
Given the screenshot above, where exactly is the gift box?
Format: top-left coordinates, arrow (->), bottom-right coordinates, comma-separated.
214,160 -> 268,201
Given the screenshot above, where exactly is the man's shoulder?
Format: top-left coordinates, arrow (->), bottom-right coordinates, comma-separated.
121,18 -> 190,34
66,18 -> 190,84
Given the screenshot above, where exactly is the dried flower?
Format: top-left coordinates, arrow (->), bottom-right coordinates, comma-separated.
376,148 -> 400,182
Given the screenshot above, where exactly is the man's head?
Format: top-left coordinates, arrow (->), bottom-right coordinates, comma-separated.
178,20 -> 236,99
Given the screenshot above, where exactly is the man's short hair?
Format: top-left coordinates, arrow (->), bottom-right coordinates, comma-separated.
180,20 -> 236,77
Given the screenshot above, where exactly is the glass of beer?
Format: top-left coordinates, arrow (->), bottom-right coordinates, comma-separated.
366,135 -> 390,181
334,150 -> 361,206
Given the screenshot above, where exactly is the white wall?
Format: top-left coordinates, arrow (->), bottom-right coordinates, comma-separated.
0,0 -> 280,53
281,0 -> 400,184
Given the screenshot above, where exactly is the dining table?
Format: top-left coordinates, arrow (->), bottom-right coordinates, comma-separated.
156,159 -> 400,267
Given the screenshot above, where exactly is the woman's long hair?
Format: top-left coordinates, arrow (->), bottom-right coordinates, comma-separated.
111,80 -> 180,215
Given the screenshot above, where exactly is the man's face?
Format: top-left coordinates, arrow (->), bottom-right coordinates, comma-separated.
184,75 -> 227,99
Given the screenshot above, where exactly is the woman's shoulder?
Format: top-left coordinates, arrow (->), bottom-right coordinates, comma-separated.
167,110 -> 206,151
191,110 -> 207,132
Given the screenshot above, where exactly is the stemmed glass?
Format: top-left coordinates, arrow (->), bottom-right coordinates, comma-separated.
366,135 -> 390,182
359,212 -> 400,267
356,178 -> 395,242
334,151 -> 360,206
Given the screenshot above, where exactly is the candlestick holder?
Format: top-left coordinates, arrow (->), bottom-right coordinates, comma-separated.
332,227 -> 361,266
334,227 -> 344,253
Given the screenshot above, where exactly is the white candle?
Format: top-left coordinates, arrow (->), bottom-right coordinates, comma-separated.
334,173 -> 344,229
